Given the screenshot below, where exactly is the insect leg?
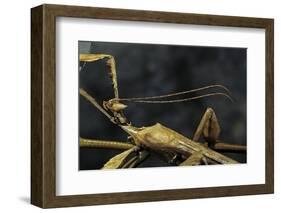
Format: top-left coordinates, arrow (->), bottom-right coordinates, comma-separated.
102,146 -> 149,169
121,149 -> 150,168
102,147 -> 136,169
80,54 -> 119,98
193,108 -> 246,153
179,152 -> 204,166
193,107 -> 221,144
80,54 -> 128,124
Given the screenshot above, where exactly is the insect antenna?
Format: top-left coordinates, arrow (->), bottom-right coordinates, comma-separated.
120,92 -> 233,104
117,84 -> 233,104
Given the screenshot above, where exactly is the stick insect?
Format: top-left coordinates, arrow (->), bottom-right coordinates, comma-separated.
79,54 -> 246,169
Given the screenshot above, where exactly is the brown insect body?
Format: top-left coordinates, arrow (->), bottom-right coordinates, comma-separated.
121,123 -> 237,164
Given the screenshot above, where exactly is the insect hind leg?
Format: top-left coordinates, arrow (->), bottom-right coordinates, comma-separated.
193,107 -> 221,144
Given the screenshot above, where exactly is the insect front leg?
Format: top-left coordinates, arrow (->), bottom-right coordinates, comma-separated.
80,54 -> 128,124
80,54 -> 119,98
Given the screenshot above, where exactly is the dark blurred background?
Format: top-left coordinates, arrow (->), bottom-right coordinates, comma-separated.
79,41 -> 247,170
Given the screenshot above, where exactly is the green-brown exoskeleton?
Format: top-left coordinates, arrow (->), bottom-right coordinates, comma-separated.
79,54 -> 246,169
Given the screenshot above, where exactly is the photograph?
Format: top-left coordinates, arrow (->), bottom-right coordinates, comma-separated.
79,41 -> 247,170
30,4 -> 273,208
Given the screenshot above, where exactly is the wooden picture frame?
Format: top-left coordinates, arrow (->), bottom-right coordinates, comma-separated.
31,4 -> 274,208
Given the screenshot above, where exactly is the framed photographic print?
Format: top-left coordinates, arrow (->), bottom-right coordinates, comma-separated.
31,4 -> 274,208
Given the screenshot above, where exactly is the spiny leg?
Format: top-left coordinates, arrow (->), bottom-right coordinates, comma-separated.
80,54 -> 128,124
193,108 -> 246,153
80,54 -> 119,98
193,107 -> 221,145
192,108 -> 231,164
149,107 -> 221,166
